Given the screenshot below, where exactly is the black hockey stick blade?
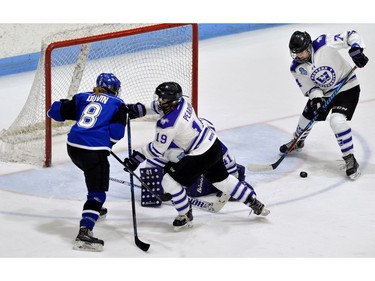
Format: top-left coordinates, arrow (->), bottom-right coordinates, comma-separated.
247,153 -> 286,171
247,163 -> 275,171
135,235 -> 150,252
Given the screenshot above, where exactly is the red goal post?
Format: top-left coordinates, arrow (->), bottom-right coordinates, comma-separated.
0,23 -> 198,167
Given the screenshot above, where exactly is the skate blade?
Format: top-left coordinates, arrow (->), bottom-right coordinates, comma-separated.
73,240 -> 103,252
97,214 -> 106,221
173,221 -> 193,232
249,207 -> 270,217
261,208 -> 270,216
349,170 -> 361,181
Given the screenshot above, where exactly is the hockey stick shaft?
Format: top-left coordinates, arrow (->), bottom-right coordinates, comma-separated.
248,65 -> 357,171
285,66 -> 358,154
110,176 -> 142,189
125,118 -> 150,252
109,176 -> 230,213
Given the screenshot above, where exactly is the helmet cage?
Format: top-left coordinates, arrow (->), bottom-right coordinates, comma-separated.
154,94 -> 181,114
290,45 -> 312,63
289,31 -> 312,63
154,82 -> 183,114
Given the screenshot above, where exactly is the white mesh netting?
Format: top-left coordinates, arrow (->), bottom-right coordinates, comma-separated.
0,23 -> 196,166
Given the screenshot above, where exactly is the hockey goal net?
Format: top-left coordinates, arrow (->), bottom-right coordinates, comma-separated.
0,23 -> 198,167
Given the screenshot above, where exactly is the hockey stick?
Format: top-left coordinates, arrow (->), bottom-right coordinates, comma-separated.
109,176 -> 230,213
110,176 -> 143,189
111,151 -> 173,202
248,65 -> 357,171
124,118 -> 150,252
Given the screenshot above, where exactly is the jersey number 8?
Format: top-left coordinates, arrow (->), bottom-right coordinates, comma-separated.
77,103 -> 102,128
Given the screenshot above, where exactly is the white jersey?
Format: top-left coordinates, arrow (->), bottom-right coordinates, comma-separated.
142,97 -> 217,162
199,118 -> 238,175
291,30 -> 365,99
144,108 -> 238,176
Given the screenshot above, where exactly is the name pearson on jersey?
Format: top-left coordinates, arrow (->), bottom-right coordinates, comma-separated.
183,103 -> 193,121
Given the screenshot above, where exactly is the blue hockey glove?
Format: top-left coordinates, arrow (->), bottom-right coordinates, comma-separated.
124,150 -> 146,172
126,103 -> 146,119
349,45 -> 369,68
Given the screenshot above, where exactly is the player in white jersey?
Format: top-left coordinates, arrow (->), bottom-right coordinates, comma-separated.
147,102 -> 244,179
280,30 -> 369,180
124,82 -> 270,230
143,113 -> 255,198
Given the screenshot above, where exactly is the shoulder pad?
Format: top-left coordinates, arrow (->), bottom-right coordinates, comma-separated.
313,34 -> 326,52
290,60 -> 301,72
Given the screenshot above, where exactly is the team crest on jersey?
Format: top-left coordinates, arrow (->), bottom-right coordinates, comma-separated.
299,67 -> 307,75
160,118 -> 169,125
310,66 -> 336,88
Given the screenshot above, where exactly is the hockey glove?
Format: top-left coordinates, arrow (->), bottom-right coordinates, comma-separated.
310,97 -> 327,120
126,103 -> 146,119
310,97 -> 325,112
124,150 -> 146,172
349,45 -> 369,68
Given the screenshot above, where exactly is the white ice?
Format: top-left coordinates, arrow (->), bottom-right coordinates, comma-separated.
1,24 -> 375,280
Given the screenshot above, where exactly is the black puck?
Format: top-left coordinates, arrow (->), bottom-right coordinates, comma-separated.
300,171 -> 308,178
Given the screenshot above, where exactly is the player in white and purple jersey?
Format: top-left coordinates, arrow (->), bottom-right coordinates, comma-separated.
280,30 -> 369,180
124,82 -> 270,231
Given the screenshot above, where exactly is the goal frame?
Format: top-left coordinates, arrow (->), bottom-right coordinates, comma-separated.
44,23 -> 199,167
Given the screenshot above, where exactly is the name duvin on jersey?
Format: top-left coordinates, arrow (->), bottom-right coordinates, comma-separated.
87,95 -> 109,104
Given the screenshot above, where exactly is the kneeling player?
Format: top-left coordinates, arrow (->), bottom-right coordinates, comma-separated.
125,92 -> 268,231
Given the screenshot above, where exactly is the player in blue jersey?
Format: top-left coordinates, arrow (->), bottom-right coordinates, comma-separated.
47,73 -> 146,251
124,82 -> 270,231
280,30 -> 369,180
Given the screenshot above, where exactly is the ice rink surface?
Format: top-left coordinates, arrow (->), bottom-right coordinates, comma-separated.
1,23 -> 375,280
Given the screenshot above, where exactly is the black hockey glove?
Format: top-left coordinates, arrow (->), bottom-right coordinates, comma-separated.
126,103 -> 146,120
310,97 -> 324,111
349,45 -> 369,68
124,150 -> 146,172
163,162 -> 176,174
310,97 -> 327,121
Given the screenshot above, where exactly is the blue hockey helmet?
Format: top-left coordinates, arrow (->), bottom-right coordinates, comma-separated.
96,73 -> 121,95
154,82 -> 183,114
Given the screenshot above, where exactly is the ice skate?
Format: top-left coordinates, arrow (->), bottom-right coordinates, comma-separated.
173,203 -> 193,231
343,154 -> 361,180
247,196 -> 270,216
279,139 -> 304,153
73,227 -> 104,252
98,207 -> 107,220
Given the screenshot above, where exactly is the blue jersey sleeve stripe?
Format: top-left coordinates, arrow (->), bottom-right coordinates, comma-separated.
147,142 -> 163,158
186,127 -> 210,153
